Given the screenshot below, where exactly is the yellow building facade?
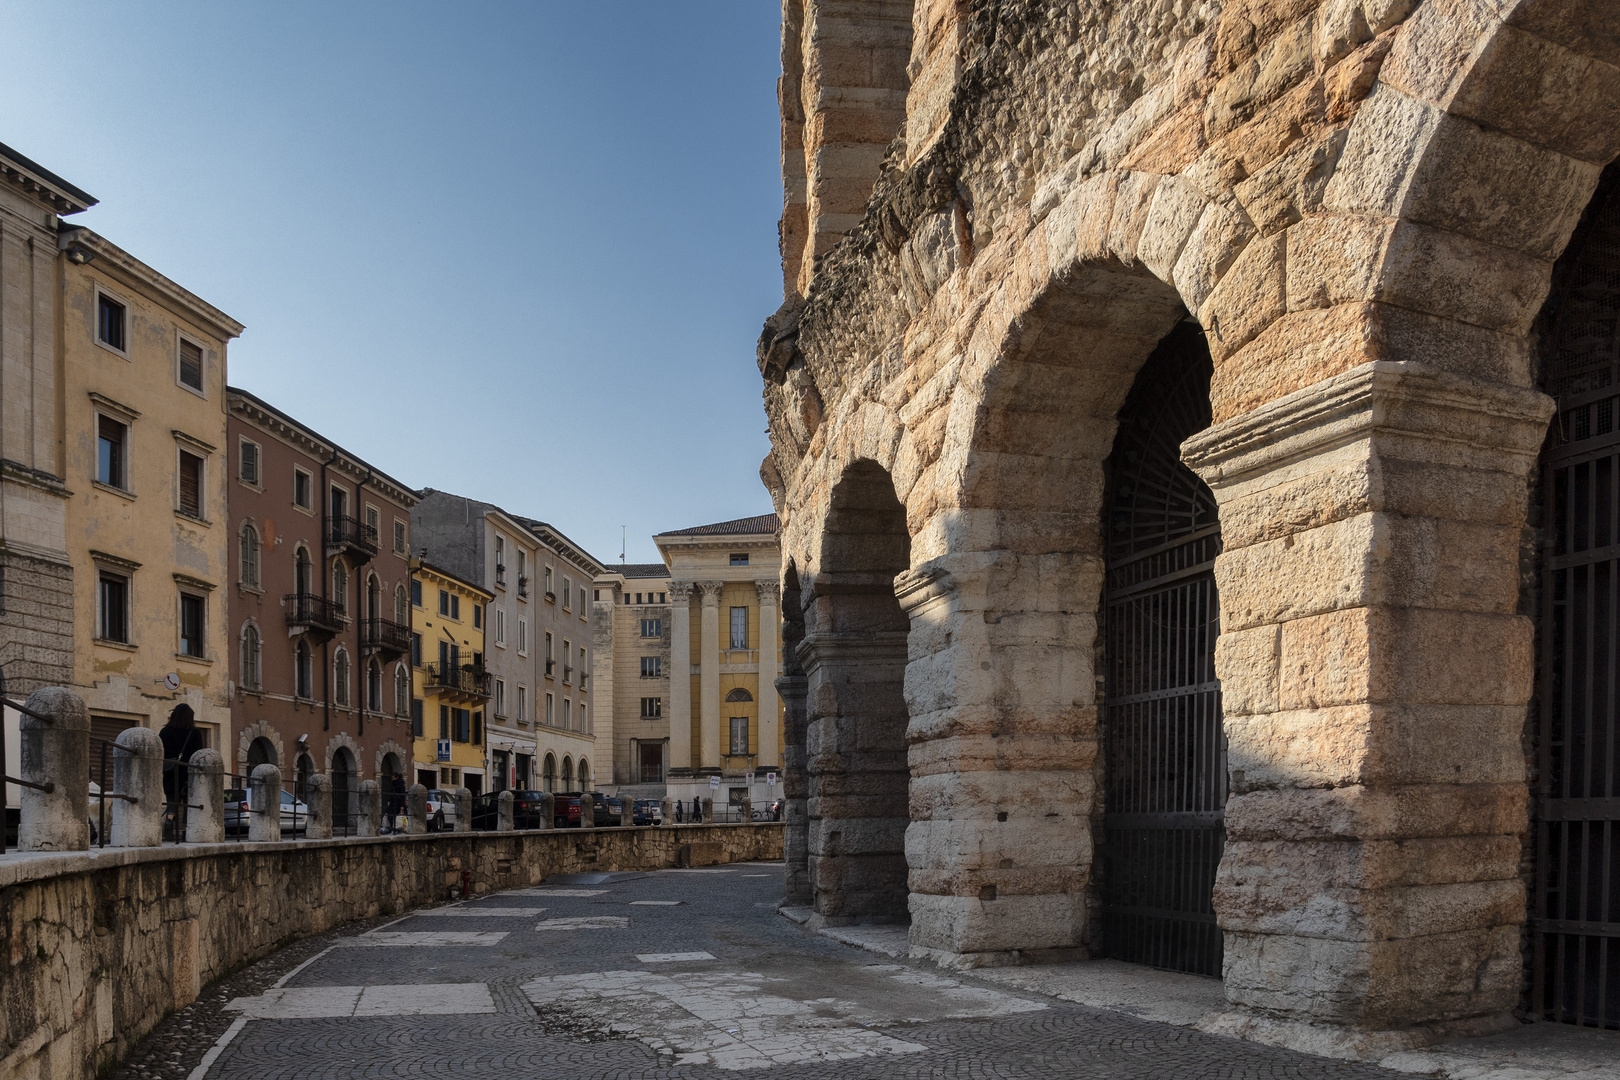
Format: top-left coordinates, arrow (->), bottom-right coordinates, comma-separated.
409,559 -> 492,792
60,226 -> 243,754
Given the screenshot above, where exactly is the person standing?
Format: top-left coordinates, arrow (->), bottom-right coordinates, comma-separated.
158,704 -> 204,836
386,771 -> 406,834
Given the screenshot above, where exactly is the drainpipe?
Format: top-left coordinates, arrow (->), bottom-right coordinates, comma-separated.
320,446 -> 339,733
355,468 -> 374,740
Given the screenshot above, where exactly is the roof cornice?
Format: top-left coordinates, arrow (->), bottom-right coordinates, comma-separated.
60,228 -> 243,339
226,390 -> 420,508
0,143 -> 95,214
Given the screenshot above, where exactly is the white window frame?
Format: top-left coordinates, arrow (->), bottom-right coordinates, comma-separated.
94,284 -> 130,359
93,402 -> 135,493
495,607 -> 506,647
175,331 -> 208,398
238,437 -> 262,488
393,518 -> 408,555
174,440 -> 209,522
517,618 -> 528,656
292,466 -> 314,513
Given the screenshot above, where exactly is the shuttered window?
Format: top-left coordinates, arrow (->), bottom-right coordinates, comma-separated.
97,416 -> 127,488
239,440 -> 259,484
179,339 -> 204,392
178,450 -> 203,517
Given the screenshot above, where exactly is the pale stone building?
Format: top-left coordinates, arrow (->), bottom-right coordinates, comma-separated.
596,516 -> 784,813
758,0 -> 1620,1053
60,227 -> 242,755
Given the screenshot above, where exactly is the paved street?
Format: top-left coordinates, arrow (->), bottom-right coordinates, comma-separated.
148,863 -> 1417,1080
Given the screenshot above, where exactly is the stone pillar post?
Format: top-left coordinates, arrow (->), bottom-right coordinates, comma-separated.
304,773 -> 333,840
698,581 -> 724,769
497,789 -> 514,831
539,792 -> 554,830
619,796 -> 633,827
453,787 -> 472,833
777,672 -> 810,904
406,783 -> 428,835
112,726 -> 164,848
579,792 -> 595,830
741,794 -> 752,824
248,764 -> 282,844
668,582 -> 694,776
186,748 -> 224,844
701,796 -> 713,823
1182,362 -> 1552,1037
756,580 -> 780,770
18,686 -> 88,852
357,780 -> 381,837
660,797 -> 672,825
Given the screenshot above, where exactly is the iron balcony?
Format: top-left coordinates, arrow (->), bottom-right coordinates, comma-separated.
285,593 -> 346,642
361,617 -> 410,658
425,662 -> 492,702
326,515 -> 379,559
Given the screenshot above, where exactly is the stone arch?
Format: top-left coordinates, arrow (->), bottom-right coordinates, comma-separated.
800,457 -> 912,924
374,738 -> 408,781
542,753 -> 557,791
245,736 -> 277,771
329,743 -> 358,831
578,759 -> 591,789
561,756 -> 574,790
725,687 -> 754,703
293,543 -> 313,595
236,719 -> 283,775
325,731 -> 361,777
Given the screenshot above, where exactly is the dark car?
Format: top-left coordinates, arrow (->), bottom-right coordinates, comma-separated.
632,799 -> 662,826
470,789 -> 550,830
553,791 -> 616,828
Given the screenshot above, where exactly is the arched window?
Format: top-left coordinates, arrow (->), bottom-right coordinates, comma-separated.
240,623 -> 262,689
367,574 -> 381,621
239,523 -> 261,588
725,687 -> 754,702
294,638 -> 313,698
333,560 -> 349,614
367,658 -> 383,712
395,583 -> 408,625
561,757 -> 574,790
334,648 -> 351,707
543,753 -> 556,791
394,663 -> 410,716
295,545 -> 312,595
578,759 -> 591,789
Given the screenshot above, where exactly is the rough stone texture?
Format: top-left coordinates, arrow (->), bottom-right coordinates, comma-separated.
761,0 -> 1614,1054
0,823 -> 782,1080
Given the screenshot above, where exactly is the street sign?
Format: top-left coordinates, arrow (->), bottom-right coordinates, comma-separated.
709,775 -> 720,789
745,771 -> 755,786
437,739 -> 451,763
163,672 -> 180,691
766,772 -> 777,787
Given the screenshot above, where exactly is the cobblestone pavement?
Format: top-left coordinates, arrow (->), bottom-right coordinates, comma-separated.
159,864 -> 1413,1080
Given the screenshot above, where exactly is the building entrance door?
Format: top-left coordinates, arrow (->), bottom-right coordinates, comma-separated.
639,741 -> 665,783
1532,165 -> 1620,1029
1101,322 -> 1225,977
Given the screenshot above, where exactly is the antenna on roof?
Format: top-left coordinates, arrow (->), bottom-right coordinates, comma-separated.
620,525 -> 626,565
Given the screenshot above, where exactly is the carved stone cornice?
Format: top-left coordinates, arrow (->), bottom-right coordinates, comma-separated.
698,580 -> 726,605
668,581 -> 695,603
755,579 -> 780,604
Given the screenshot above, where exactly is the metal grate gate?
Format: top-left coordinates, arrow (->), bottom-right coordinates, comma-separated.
1102,322 -> 1226,977
1533,165 -> 1620,1029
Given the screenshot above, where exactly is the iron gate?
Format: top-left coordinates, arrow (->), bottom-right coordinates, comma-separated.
1533,165 -> 1620,1029
1102,321 -> 1225,977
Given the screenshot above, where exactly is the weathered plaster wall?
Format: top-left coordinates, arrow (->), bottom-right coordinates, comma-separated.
0,824 -> 783,1080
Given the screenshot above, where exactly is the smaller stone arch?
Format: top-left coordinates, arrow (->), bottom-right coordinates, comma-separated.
725,687 -> 754,702
543,753 -> 557,791
236,719 -> 283,774
561,756 -> 574,789
325,731 -> 362,778
333,647 -> 351,708
578,759 -> 591,789
293,543 -> 313,594
374,738 -> 408,780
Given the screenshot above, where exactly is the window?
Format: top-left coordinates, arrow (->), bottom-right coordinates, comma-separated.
562,699 -> 571,730
545,631 -> 554,673
365,506 -> 380,544
98,571 -> 129,642
438,589 -> 449,616
451,595 -> 461,620
517,618 -> 528,655
517,550 -> 526,579
367,660 -> 383,712
544,567 -> 554,596
177,450 -> 204,517
635,594 -> 642,605
730,553 -> 750,566
641,656 -> 661,678
726,687 -> 754,702
495,607 -> 506,646
241,624 -> 261,689
730,606 -> 748,649
495,679 -> 506,717
97,415 -> 128,489
563,639 -> 571,681
495,536 -> 506,585
472,602 -> 481,629
329,484 -> 347,523
411,632 -> 422,667
453,708 -> 471,742
98,293 -> 126,351
562,577 -> 572,609
439,705 -> 450,739
472,711 -> 483,744
641,697 -> 662,719
332,561 -> 348,612
179,593 -> 206,657
239,440 -> 259,484
517,685 -> 528,723
411,579 -> 423,607
545,693 -> 554,726
730,716 -> 750,755
579,647 -> 587,684
641,618 -> 662,638
395,664 -> 410,715
334,649 -> 350,706
178,338 -> 204,393
293,467 -> 312,510
411,696 -> 423,736
395,584 -> 408,624
295,639 -> 313,698
239,523 -> 261,588
394,519 -> 407,555
659,593 -> 667,604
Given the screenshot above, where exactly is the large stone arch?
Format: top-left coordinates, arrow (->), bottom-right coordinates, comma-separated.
236,719 -> 283,775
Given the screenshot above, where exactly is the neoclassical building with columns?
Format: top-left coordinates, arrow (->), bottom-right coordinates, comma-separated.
594,516 -> 784,812
759,0 -> 1620,1057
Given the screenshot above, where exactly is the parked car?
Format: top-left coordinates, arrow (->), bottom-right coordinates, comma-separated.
425,789 -> 458,831
552,791 -> 615,828
469,789 -> 549,830
224,787 -> 308,833
632,799 -> 663,826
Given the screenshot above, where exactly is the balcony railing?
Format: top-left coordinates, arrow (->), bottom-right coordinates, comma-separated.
425,662 -> 492,699
545,659 -> 555,676
284,593 -> 346,636
361,617 -> 410,657
326,515 -> 379,558
563,665 -> 573,684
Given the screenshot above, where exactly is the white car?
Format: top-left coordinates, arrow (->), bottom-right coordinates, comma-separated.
223,787 -> 308,834
425,789 -> 458,831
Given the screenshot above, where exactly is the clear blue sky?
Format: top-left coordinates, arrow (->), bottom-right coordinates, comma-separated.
0,2 -> 783,566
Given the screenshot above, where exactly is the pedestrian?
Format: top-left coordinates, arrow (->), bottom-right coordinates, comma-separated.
386,771 -> 406,834
674,799 -> 683,824
692,796 -> 703,823
158,704 -> 204,836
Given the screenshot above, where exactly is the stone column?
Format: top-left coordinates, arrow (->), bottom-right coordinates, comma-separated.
453,787 -> 472,833
18,686 -> 88,852
497,789 -> 514,831
698,580 -> 724,770
1183,362 -> 1551,1037
248,764 -> 282,843
702,796 -> 713,822
668,582 -> 695,776
304,773 -> 333,840
357,780 -> 381,837
406,783 -> 428,835
539,792 -> 554,830
186,749 -> 224,844
777,672 -> 811,905
660,797 -> 672,825
755,580 -> 780,769
112,726 -> 165,848
619,796 -> 633,827
580,792 -> 595,830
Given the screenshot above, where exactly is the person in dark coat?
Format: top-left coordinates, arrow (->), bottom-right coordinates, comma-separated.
385,772 -> 407,833
691,796 -> 703,823
158,703 -> 204,801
